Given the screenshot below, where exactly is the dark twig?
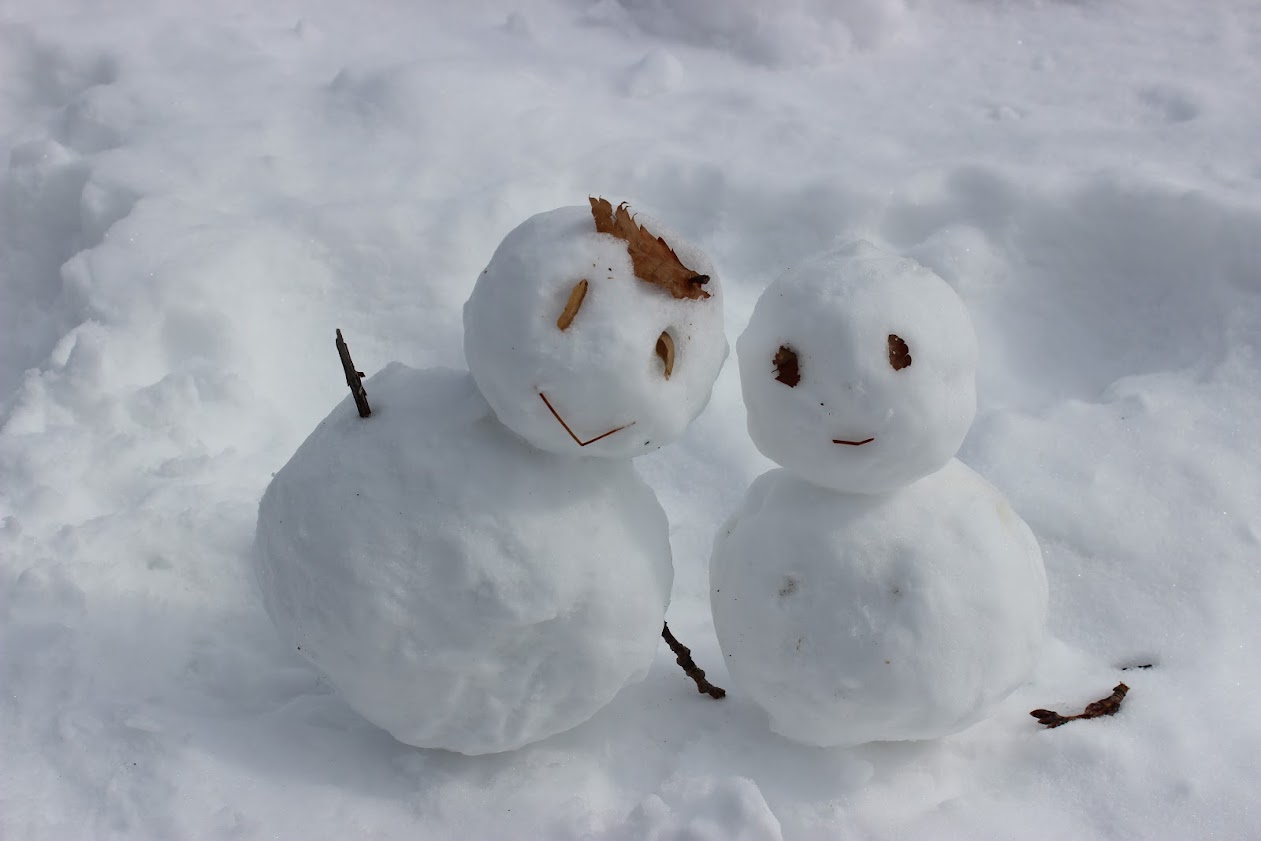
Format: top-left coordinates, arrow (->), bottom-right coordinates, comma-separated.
1031,683 -> 1129,729
336,329 -> 371,418
538,392 -> 634,447
661,622 -> 725,699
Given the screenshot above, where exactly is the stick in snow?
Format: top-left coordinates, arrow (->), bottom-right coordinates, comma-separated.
662,622 -> 725,699
1030,683 -> 1129,729
336,329 -> 371,418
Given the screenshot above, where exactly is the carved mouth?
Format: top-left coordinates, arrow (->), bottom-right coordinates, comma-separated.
832,437 -> 875,446
539,392 -> 635,447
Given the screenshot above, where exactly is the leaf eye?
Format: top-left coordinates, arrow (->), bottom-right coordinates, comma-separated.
656,331 -> 675,379
556,279 -> 588,331
888,334 -> 912,371
773,345 -> 800,387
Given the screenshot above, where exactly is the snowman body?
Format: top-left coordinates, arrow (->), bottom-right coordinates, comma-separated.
711,461 -> 1046,747
256,364 -> 673,754
255,203 -> 726,755
710,242 -> 1047,748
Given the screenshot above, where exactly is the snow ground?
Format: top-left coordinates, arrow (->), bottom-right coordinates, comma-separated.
2,0 -> 1259,838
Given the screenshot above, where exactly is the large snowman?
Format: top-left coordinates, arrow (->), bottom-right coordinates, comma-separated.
710,241 -> 1047,748
254,199 -> 727,755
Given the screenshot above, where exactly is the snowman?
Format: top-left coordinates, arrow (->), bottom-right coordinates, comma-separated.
709,241 -> 1047,748
254,199 -> 727,755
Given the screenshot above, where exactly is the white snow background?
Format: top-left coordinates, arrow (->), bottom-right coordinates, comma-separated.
2,0 -> 1259,838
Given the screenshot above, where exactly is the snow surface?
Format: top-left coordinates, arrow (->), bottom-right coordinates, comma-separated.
737,241 -> 977,493
711,460 -> 1047,748
255,364 -> 674,755
2,0 -> 1261,838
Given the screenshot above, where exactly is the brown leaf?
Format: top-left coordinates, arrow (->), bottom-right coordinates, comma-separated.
773,345 -> 800,387
556,279 -> 588,331
655,331 -> 675,379
590,196 -> 711,300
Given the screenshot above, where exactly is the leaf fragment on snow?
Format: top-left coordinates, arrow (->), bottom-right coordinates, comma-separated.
557,279 -> 588,331
655,331 -> 675,379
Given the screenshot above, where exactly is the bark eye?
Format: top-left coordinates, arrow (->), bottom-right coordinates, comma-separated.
773,345 -> 800,387
888,334 -> 912,371
556,279 -> 588,331
656,331 -> 675,379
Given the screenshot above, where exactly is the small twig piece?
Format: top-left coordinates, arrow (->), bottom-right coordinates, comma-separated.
538,392 -> 634,447
1031,683 -> 1129,729
661,622 -> 725,700
336,329 -> 371,418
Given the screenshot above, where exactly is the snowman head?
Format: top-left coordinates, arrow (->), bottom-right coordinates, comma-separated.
464,200 -> 728,458
737,242 -> 977,493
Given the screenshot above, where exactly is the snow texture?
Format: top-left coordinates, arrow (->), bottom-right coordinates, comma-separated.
711,461 -> 1047,747
738,242 -> 977,494
465,204 -> 727,459
624,774 -> 783,841
255,364 -> 673,754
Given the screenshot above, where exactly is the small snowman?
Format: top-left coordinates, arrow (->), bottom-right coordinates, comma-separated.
254,199 -> 727,755
709,241 -> 1047,748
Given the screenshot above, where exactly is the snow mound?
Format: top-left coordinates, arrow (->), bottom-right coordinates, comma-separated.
621,774 -> 782,841
710,460 -> 1047,747
254,364 -> 673,754
595,0 -> 917,66
737,242 -> 977,494
465,204 -> 727,459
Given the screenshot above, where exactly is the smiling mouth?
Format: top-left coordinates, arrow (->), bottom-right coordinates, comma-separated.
832,437 -> 875,446
539,392 -> 635,447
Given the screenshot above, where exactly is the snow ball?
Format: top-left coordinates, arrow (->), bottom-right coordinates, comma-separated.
710,460 -> 1047,748
254,364 -> 673,754
737,241 -> 977,494
464,204 -> 727,459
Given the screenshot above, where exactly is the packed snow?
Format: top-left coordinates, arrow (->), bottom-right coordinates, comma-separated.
714,247 -> 1045,747
255,364 -> 675,754
735,242 -> 977,494
465,203 -> 726,459
712,461 -> 1047,747
2,0 -> 1261,839
257,201 -> 725,754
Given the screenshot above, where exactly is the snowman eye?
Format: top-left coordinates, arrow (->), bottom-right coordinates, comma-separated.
773,345 -> 800,387
888,334 -> 912,371
556,279 -> 589,331
655,331 -> 676,379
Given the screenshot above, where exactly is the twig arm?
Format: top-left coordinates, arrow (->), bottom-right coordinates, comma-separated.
662,622 -> 725,700
336,329 -> 371,418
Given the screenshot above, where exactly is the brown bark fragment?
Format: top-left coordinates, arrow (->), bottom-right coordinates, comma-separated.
336,329 -> 371,418
888,334 -> 912,371
1031,683 -> 1129,729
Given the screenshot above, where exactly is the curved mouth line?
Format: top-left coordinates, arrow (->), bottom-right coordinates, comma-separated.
539,392 -> 635,447
832,437 -> 875,446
